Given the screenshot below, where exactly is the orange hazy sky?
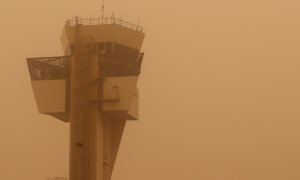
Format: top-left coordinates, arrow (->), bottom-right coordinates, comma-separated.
1,0 -> 300,180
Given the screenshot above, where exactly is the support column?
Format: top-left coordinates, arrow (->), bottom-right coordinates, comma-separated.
69,24 -> 105,180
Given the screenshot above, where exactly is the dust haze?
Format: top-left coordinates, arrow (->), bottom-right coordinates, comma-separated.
1,0 -> 300,179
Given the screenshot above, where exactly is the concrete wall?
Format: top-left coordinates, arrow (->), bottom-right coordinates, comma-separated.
31,80 -> 66,113
30,77 -> 139,119
128,87 -> 139,120
103,76 -> 138,112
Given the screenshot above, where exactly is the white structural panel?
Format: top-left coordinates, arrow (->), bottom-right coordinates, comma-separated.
128,88 -> 139,119
31,80 -> 66,113
103,76 -> 138,112
31,77 -> 139,119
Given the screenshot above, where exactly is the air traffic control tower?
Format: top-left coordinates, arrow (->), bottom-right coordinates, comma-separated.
27,17 -> 145,180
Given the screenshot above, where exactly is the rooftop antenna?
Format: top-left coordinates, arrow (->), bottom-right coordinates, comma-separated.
101,0 -> 105,18
72,0 -> 75,20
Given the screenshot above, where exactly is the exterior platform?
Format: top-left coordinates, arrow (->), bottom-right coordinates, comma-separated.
30,77 -> 139,122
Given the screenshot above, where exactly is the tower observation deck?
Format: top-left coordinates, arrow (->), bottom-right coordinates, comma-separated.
27,17 -> 145,180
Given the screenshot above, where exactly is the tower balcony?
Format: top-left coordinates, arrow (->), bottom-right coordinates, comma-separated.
27,56 -> 71,122
27,52 -> 143,122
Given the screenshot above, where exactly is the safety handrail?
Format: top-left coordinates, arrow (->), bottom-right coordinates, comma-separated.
65,17 -> 143,32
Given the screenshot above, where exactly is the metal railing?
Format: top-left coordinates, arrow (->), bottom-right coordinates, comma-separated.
27,52 -> 143,80
27,56 -> 70,67
27,56 -> 71,80
65,17 -> 143,32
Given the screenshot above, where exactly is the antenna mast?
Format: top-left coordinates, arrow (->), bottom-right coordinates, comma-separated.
101,0 -> 105,18
72,0 -> 75,19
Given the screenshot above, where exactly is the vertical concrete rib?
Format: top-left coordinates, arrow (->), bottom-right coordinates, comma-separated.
69,23 -> 106,180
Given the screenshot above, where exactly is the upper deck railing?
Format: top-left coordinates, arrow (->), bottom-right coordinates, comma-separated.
65,17 -> 143,33
27,56 -> 70,80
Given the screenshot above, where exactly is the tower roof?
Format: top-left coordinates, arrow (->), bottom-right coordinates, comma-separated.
61,17 -> 145,54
